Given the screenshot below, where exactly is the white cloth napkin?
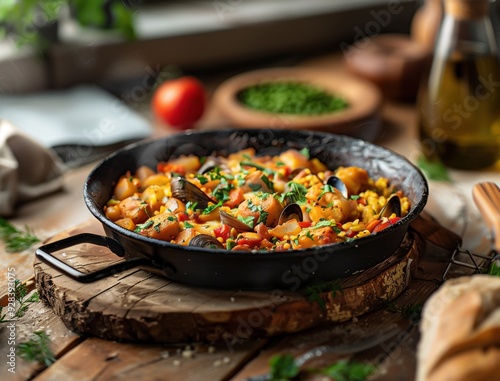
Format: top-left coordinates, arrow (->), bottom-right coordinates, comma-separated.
0,120 -> 64,216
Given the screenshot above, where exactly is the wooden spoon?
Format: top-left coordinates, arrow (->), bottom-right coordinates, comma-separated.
472,182 -> 500,253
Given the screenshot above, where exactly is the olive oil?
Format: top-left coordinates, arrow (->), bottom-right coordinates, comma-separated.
417,0 -> 500,170
418,54 -> 500,169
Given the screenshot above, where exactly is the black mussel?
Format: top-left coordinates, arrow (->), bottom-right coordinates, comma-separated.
326,175 -> 348,198
379,194 -> 402,218
278,203 -> 303,225
170,177 -> 215,209
189,234 -> 224,249
198,156 -> 226,174
219,210 -> 253,232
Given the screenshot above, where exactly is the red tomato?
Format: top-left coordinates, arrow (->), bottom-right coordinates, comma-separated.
298,221 -> 312,228
214,224 -> 231,241
152,76 -> 206,129
372,217 -> 401,233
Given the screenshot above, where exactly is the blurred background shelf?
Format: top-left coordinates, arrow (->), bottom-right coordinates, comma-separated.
0,0 -> 419,94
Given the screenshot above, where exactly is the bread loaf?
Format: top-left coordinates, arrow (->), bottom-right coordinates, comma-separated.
417,275 -> 500,381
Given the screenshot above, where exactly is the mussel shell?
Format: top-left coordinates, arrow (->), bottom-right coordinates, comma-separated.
189,234 -> 224,249
379,194 -> 401,218
219,210 -> 253,232
278,203 -> 303,225
198,156 -> 225,174
170,177 -> 214,209
326,175 -> 348,198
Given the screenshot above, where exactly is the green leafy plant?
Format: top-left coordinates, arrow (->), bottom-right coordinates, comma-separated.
269,354 -> 299,381
0,279 -> 40,322
0,218 -> 40,252
18,331 -> 55,366
268,354 -> 375,381
304,280 -> 343,311
488,261 -> 500,276
417,156 -> 452,182
0,0 -> 135,49
315,359 -> 375,381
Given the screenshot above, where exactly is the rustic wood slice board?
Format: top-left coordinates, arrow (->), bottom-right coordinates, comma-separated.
34,219 -> 419,343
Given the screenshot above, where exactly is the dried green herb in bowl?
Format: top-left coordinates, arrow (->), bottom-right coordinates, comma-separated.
237,82 -> 348,115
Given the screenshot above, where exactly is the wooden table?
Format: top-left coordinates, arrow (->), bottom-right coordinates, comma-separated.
1,52 -> 499,381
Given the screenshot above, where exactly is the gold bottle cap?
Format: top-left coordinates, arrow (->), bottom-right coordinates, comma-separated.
445,0 -> 489,19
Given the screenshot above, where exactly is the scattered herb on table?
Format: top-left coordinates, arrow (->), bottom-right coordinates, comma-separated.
0,279 -> 40,322
18,331 -> 55,367
0,218 -> 40,252
268,354 -> 375,381
269,354 -> 299,381
315,359 -> 376,381
237,82 -> 348,115
488,261 -> 500,276
304,280 -> 343,311
416,156 -> 452,182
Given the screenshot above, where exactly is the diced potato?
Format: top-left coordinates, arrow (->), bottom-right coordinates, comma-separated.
137,213 -> 180,241
105,205 -> 121,221
334,167 -> 369,195
118,197 -> 152,224
142,174 -> 170,189
278,149 -> 311,171
115,217 -> 135,230
164,197 -> 186,214
114,176 -> 138,200
175,228 -> 197,245
141,185 -> 165,211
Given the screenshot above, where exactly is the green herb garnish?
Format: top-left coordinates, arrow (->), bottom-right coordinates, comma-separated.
260,175 -> 275,192
203,201 -> 223,215
238,215 -> 255,229
304,280 -> 342,310
0,218 -> 40,253
18,331 -> 55,367
417,155 -> 452,182
195,174 -> 209,185
350,195 -> 360,200
317,184 -> 335,200
0,280 -> 40,322
183,221 -> 194,229
134,220 -> 153,233
299,147 -> 310,159
238,82 -> 348,115
488,261 -> 500,276
186,201 -> 198,211
269,354 -> 299,381
313,220 -> 335,229
280,182 -> 308,204
249,183 -> 262,192
315,359 -> 375,381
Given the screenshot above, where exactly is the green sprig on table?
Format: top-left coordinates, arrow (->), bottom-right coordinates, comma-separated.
268,354 -> 375,381
416,156 -> 452,182
18,331 -> 56,367
0,279 -> 40,322
304,280 -> 343,311
0,218 -> 40,252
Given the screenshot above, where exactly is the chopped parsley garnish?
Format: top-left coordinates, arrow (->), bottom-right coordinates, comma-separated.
240,161 -> 275,175
350,195 -> 360,200
167,216 -> 176,221
134,220 -> 153,232
317,184 -> 335,200
280,181 -> 308,204
238,215 -> 254,229
186,201 -> 198,211
305,230 -> 314,240
213,182 -> 233,202
203,201 -> 223,215
299,147 -> 310,159
195,174 -> 209,185
260,175 -> 275,192
258,210 -> 269,225
154,223 -> 161,233
183,221 -> 194,229
313,220 -> 335,229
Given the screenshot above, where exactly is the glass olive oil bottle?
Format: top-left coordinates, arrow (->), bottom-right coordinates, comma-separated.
417,0 -> 500,170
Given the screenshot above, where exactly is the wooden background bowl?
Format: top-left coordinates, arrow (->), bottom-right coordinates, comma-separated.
212,67 -> 383,141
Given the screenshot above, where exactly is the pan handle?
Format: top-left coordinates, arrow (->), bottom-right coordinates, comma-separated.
35,233 -> 153,283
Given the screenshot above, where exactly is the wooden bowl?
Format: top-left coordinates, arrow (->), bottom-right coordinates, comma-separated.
212,67 -> 383,142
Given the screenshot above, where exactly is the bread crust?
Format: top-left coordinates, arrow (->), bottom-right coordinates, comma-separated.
417,275 -> 500,381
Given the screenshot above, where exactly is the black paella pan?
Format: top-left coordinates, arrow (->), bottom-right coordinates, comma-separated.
36,129 -> 428,290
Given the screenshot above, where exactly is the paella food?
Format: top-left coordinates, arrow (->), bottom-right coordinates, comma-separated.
104,148 -> 410,251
